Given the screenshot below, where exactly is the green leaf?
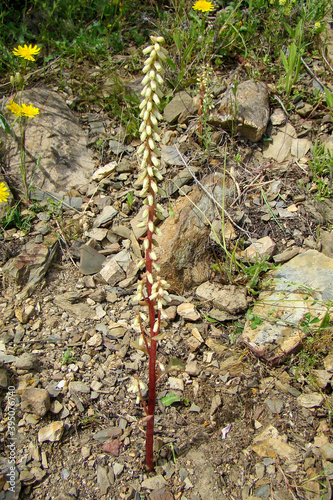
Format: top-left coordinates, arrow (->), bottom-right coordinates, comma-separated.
166,57 -> 177,72
172,29 -> 182,53
167,357 -> 185,371
319,311 -> 331,331
161,393 -> 182,406
183,41 -> 195,62
280,50 -> 289,73
0,112 -> 12,135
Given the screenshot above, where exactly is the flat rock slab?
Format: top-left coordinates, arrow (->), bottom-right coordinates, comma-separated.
212,80 -> 270,142
163,91 -> 194,124
242,250 -> 333,364
2,240 -> 58,300
263,123 -> 297,162
3,87 -> 95,192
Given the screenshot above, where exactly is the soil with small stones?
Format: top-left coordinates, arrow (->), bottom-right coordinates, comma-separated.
1,51 -> 333,500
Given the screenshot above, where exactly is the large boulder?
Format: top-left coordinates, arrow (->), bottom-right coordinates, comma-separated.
211,80 -> 270,142
155,173 -> 236,292
1,87 -> 95,192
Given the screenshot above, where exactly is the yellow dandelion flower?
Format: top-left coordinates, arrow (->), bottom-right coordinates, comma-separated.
315,21 -> 321,29
193,0 -> 214,12
0,182 -> 9,203
6,100 -> 23,117
21,103 -> 39,118
12,44 -> 41,62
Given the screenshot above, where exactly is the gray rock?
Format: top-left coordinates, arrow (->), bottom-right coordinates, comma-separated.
270,108 -> 286,126
2,87 -> 95,192
21,388 -> 50,416
87,332 -> 103,347
99,258 -> 126,285
273,247 -> 300,264
69,382 -> 90,394
31,189 -> 82,210
93,427 -> 122,442
324,354 -> 333,372
15,353 -> 37,370
290,138 -> 312,158
242,250 -> 333,363
93,206 -> 118,228
112,462 -> 124,476
266,398 -> 284,414
263,123 -> 297,162
38,421 -> 64,442
243,236 -> 276,263
161,146 -> 187,167
142,474 -> 167,490
213,80 -> 270,142
319,442 -> 333,460
92,161 -> 117,181
321,230 -> 333,258
2,240 -> 58,300
155,173 -> 236,291
0,368 -> 9,388
164,91 -> 194,123
297,392 -> 323,408
96,465 -> 110,495
54,295 -> 92,319
196,282 -> 248,315
79,244 -> 106,275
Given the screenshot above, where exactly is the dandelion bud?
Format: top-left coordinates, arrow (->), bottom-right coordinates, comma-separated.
14,72 -> 22,85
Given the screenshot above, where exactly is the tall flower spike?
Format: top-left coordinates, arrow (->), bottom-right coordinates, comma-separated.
135,35 -> 170,473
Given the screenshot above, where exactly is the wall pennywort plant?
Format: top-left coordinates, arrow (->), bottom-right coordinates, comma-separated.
133,35 -> 171,472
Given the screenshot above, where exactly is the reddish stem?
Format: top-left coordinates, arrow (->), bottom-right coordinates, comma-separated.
145,176 -> 160,472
